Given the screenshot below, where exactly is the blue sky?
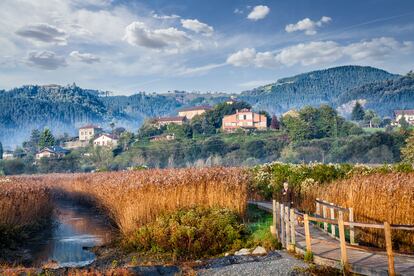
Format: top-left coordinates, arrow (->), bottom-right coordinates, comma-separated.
0,0 -> 413,94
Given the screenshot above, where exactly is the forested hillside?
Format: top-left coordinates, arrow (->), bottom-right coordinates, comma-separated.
1,65 -> 413,148
239,65 -> 399,114
338,73 -> 414,116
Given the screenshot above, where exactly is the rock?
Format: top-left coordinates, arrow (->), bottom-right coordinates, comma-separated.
252,246 -> 267,255
234,248 -> 251,256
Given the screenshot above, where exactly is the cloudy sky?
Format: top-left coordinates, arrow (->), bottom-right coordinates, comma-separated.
0,0 -> 413,94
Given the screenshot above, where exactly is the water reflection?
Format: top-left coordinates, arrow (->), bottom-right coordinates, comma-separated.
31,200 -> 113,267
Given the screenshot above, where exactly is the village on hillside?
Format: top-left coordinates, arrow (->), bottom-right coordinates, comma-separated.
1,96 -> 414,162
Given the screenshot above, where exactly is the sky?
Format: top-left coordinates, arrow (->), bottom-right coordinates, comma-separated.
0,0 -> 413,95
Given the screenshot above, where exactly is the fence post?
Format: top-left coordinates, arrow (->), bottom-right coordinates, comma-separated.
304,214 -> 312,254
330,203 -> 336,237
285,206 -> 291,248
322,204 -> 328,232
280,203 -> 285,247
349,207 -> 356,245
316,198 -> 321,216
384,222 -> 395,276
276,202 -> 281,238
338,211 -> 349,271
270,200 -> 277,238
290,208 -> 296,249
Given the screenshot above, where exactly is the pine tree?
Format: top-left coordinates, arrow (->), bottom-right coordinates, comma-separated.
270,115 -> 280,130
351,102 -> 365,121
0,141 -> 3,159
38,129 -> 56,149
401,131 -> 414,164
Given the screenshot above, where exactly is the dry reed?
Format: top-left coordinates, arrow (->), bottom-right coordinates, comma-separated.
313,172 -> 414,252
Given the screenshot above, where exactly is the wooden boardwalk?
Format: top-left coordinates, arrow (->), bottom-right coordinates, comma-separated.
251,201 -> 414,276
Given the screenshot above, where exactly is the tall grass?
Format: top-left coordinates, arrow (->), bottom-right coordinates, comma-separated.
0,177 -> 53,250
64,168 -> 250,235
313,173 -> 414,252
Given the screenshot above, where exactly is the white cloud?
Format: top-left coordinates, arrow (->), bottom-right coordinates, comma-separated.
276,41 -> 342,66
15,23 -> 67,45
285,16 -> 332,35
25,50 -> 66,70
178,63 -> 226,76
227,37 -> 414,68
247,5 -> 270,21
151,12 -> 180,20
344,37 -> 413,60
234,8 -> 243,15
70,51 -> 100,63
181,19 -> 214,36
123,21 -> 190,49
226,48 -> 257,67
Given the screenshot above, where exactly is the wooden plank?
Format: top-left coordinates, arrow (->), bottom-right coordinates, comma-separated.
280,203 -> 285,247
338,211 -> 349,271
349,207 -> 355,245
330,203 -> 336,237
271,200 -> 277,239
316,198 -> 349,212
316,198 -> 321,216
322,204 -> 328,232
285,206 -> 291,247
384,222 -> 395,276
290,208 -> 296,248
304,214 -> 312,254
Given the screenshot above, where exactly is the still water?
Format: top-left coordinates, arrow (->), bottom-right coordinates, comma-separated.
30,200 -> 113,267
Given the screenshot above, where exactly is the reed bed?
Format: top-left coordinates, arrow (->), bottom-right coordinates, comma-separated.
0,176 -> 53,250
63,168 -> 250,235
313,172 -> 414,252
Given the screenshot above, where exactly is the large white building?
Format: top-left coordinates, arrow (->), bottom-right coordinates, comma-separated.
394,110 -> 414,126
79,125 -> 102,141
93,134 -> 118,148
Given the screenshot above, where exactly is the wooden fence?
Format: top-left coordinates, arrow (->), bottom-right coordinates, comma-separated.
271,199 -> 414,276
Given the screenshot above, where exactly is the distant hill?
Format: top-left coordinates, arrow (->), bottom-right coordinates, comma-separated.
239,65 -> 399,114
1,65 -> 413,148
337,74 -> 414,116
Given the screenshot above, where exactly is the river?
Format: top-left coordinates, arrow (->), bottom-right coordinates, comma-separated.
29,199 -> 114,267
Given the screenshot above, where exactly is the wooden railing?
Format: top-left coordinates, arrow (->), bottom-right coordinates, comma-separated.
270,199 -> 414,276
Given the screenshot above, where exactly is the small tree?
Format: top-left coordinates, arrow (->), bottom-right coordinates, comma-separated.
401,131 -> 414,164
351,101 -> 365,121
0,141 -> 3,159
38,128 -> 56,149
270,115 -> 280,130
399,116 -> 410,131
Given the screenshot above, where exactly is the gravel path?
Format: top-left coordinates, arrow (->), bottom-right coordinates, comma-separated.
197,251 -> 309,276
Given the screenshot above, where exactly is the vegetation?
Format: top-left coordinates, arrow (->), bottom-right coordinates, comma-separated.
401,131 -> 414,164
0,177 -> 53,255
314,172 -> 414,253
126,207 -> 247,259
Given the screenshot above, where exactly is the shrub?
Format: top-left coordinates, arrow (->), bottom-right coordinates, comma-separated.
126,207 -> 247,259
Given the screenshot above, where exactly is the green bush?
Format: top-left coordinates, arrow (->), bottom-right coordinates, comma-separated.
126,207 -> 248,259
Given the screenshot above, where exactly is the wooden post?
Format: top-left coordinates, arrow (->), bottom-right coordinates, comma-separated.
316,198 -> 321,216
280,203 -> 285,247
304,214 -> 312,254
384,222 -> 395,276
290,208 -> 296,248
270,200 -> 277,238
322,204 -> 328,232
276,202 -> 280,238
330,203 -> 336,237
285,206 -> 291,247
338,211 -> 349,271
349,207 -> 355,245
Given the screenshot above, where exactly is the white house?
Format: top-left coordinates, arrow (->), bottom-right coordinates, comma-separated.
394,110 -> 414,126
35,146 -> 69,160
2,150 -> 15,160
93,134 -> 118,148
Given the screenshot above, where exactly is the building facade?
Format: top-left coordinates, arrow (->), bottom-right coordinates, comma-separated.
222,109 -> 267,132
93,134 -> 118,147
153,116 -> 186,127
178,106 -> 212,119
394,110 -> 414,126
79,125 -> 102,141
35,146 -> 69,160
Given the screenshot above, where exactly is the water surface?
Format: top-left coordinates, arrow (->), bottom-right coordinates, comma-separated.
31,200 -> 113,267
